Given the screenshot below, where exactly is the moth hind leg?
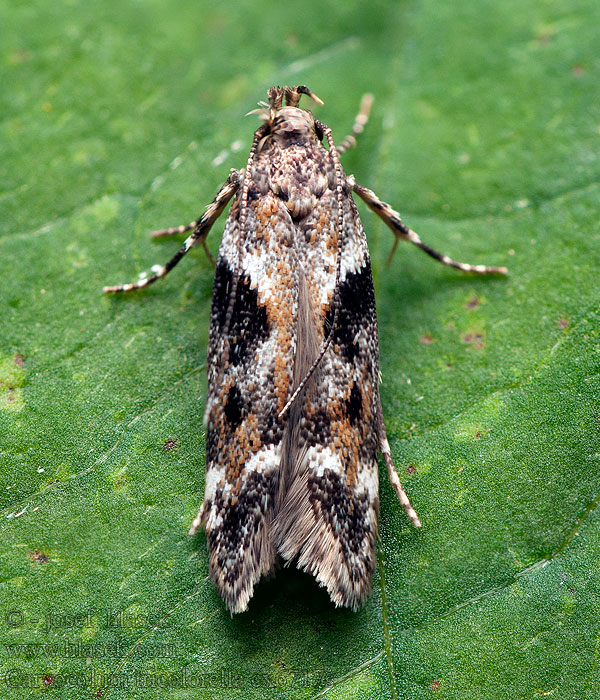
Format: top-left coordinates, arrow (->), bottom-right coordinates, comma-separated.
377,399 -> 422,528
352,182 -> 508,275
102,170 -> 240,293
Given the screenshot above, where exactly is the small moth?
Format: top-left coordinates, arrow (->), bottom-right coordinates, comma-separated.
104,86 -> 507,613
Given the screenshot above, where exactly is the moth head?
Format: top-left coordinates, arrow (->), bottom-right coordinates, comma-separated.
248,85 -> 325,144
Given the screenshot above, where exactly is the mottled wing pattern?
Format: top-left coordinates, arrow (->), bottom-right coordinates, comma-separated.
201,175 -> 299,613
201,129 -> 380,612
272,176 -> 380,610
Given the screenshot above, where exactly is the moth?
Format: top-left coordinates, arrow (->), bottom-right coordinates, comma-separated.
104,85 -> 506,613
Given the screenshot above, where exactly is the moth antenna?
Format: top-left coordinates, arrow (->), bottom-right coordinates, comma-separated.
221,125 -> 267,343
279,121 -> 343,419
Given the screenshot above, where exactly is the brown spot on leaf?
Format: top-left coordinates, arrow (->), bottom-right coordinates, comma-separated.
94,690 -> 104,698
572,64 -> 586,76
163,439 -> 177,451
8,48 -> 32,65
419,334 -> 433,344
466,296 -> 479,309
431,680 -> 440,691
463,332 -> 485,350
405,464 -> 417,475
536,33 -> 552,46
42,675 -> 55,686
29,550 -> 48,564
557,317 -> 568,330
14,354 -> 25,367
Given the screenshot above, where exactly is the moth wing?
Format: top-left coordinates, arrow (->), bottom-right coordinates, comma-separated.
200,186 -> 297,613
273,193 -> 381,609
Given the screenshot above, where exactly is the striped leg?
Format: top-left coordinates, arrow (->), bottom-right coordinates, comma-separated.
151,222 -> 195,238
151,219 -> 216,265
336,93 -> 374,155
352,182 -> 508,275
103,170 -> 240,293
152,218 -> 216,265
377,402 -> 422,528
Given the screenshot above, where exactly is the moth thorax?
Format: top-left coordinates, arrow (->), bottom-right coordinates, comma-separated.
270,107 -> 319,144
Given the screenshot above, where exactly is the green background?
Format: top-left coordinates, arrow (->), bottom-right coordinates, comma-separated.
1,0 -> 599,698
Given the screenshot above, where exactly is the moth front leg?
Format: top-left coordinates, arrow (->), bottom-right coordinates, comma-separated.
352,181 -> 508,275
103,170 -> 241,293
336,93 -> 374,155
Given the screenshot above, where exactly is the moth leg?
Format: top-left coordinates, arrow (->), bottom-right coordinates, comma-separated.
352,182 -> 508,274
377,402 -> 422,528
150,209 -> 223,266
151,221 -> 216,266
151,222 -> 196,238
336,93 -> 374,155
103,170 -> 240,293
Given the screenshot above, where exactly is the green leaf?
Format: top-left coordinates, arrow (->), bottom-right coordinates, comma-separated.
1,0 -> 599,698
